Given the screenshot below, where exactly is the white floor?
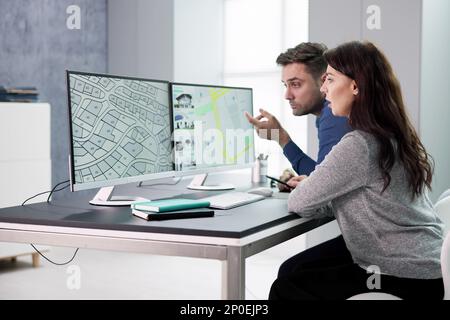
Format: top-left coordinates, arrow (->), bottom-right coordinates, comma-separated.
0,235 -> 308,300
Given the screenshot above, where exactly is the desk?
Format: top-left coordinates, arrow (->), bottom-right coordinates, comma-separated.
0,174 -> 330,299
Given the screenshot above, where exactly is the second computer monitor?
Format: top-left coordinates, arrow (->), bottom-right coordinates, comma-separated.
171,83 -> 255,174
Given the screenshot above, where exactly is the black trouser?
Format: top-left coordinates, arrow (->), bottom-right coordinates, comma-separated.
270,235 -> 444,300
277,235 -> 352,278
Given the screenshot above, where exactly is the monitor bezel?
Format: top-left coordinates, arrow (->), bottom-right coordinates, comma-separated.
66,70 -> 176,192
170,81 -> 255,176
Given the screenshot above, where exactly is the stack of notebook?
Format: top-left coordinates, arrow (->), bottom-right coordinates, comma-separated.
130,198 -> 214,220
0,86 -> 39,102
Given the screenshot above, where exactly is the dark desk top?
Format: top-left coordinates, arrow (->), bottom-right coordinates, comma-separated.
0,173 -> 327,238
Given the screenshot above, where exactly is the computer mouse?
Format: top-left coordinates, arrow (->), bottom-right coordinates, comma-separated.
247,187 -> 273,197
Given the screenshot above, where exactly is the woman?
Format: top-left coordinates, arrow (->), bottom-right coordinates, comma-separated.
269,41 -> 444,300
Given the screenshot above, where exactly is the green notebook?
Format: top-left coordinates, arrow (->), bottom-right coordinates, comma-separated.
131,198 -> 210,212
132,208 -> 214,221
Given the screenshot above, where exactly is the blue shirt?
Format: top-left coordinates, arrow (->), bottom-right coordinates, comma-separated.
283,101 -> 351,175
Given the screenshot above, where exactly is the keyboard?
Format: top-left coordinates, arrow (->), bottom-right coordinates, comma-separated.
202,192 -> 265,209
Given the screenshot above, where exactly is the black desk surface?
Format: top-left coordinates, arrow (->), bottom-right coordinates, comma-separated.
0,174 -> 328,238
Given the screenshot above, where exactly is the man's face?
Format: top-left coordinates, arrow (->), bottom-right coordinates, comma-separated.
281,63 -> 325,116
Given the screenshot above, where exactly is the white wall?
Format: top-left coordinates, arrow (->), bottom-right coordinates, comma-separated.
173,0 -> 224,84
108,0 -> 223,84
307,0 -> 362,160
309,0 -> 424,159
108,0 -> 174,80
420,0 -> 450,202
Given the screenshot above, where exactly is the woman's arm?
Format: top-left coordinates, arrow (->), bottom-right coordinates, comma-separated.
288,132 -> 370,218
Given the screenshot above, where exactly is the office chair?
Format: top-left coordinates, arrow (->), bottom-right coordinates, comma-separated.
442,226 -> 450,300
348,195 -> 450,300
435,194 -> 450,235
437,189 -> 450,204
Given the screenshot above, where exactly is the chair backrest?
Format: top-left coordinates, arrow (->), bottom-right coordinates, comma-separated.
435,196 -> 450,235
437,189 -> 450,204
435,193 -> 450,300
441,230 -> 450,300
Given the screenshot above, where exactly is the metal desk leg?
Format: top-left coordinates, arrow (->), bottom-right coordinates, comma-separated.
221,246 -> 245,300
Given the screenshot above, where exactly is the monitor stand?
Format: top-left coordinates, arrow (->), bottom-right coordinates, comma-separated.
187,173 -> 235,191
89,186 -> 149,206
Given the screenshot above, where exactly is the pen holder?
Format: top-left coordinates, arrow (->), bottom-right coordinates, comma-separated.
252,159 -> 268,183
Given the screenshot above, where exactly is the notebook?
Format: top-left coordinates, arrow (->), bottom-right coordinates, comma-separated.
132,208 -> 214,221
131,198 -> 210,212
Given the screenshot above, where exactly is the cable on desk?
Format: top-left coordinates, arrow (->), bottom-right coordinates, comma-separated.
46,180 -> 70,203
21,180 -> 70,206
30,244 -> 79,266
21,180 -> 80,265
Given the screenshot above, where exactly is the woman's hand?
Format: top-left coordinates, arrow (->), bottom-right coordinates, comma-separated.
287,175 -> 308,188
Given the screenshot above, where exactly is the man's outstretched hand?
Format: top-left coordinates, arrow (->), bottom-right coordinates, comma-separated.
245,108 -> 291,147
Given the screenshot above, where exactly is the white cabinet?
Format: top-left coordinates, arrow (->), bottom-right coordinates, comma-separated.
0,102 -> 52,265
0,102 -> 52,207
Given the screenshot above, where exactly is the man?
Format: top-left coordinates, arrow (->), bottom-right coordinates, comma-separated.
245,42 -> 352,281
246,42 -> 350,184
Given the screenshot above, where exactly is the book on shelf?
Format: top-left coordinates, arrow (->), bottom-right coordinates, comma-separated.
132,208 -> 215,221
131,198 -> 210,213
0,86 -> 39,102
0,86 -> 38,95
0,95 -> 39,102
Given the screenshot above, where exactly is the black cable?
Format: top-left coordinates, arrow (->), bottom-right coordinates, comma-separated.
21,180 -> 70,206
46,180 -> 70,202
30,244 -> 79,266
22,180 -> 79,265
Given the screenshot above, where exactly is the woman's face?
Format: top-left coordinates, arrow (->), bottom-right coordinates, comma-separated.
320,65 -> 358,117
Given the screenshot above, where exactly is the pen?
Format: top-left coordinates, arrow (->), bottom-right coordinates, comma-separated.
265,175 -> 294,190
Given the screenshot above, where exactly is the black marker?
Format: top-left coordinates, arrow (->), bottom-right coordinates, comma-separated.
265,175 -> 294,190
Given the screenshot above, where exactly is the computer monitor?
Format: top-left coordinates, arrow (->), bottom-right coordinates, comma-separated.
66,71 -> 175,205
171,82 -> 255,190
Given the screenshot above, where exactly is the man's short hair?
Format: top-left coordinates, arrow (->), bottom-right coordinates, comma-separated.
276,42 -> 328,80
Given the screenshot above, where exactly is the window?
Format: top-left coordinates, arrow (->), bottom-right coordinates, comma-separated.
223,0 -> 309,176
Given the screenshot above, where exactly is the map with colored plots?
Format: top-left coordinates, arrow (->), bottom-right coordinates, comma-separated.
68,74 -> 172,185
171,84 -> 254,171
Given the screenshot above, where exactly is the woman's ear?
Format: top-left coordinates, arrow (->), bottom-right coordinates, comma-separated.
352,80 -> 359,96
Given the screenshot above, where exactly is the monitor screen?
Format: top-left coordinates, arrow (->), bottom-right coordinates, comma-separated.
171,83 -> 255,173
67,71 -> 174,191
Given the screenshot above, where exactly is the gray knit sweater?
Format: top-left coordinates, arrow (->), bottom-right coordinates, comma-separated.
288,130 -> 444,279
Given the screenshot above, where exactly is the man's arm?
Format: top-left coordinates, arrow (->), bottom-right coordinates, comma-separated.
317,106 -> 352,163
245,109 -> 316,175
245,109 -> 290,145
283,141 -> 316,176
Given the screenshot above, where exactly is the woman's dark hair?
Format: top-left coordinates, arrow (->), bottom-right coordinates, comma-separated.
324,41 -> 433,198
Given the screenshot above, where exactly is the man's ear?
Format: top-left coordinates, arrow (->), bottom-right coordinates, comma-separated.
352,80 -> 359,96
320,73 -> 327,84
